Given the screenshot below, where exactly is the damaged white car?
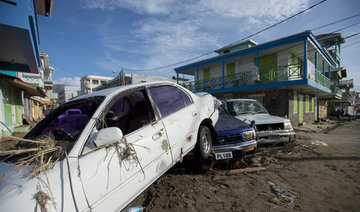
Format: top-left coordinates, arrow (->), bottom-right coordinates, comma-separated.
0,81 -> 218,211
222,99 -> 296,149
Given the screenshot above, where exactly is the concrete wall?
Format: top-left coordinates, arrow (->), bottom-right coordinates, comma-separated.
0,79 -> 24,134
214,89 -> 317,126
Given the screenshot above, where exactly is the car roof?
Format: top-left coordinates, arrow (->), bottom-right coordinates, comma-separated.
225,99 -> 257,102
72,81 -> 180,101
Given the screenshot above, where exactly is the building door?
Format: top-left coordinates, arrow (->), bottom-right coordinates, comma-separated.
258,54 -> 277,83
299,95 -> 303,123
226,63 -> 235,77
4,85 -> 12,130
203,68 -> 210,81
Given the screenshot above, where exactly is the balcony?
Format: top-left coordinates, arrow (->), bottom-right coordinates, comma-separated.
331,86 -> 342,99
182,63 -> 330,92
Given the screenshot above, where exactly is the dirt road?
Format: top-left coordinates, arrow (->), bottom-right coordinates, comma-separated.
129,120 -> 360,211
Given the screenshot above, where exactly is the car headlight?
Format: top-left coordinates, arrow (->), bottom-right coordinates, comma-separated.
242,130 -> 255,141
284,121 -> 293,131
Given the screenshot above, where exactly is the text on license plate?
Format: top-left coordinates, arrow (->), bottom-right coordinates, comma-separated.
215,152 -> 233,160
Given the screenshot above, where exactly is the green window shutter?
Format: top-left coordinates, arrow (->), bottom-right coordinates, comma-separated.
311,97 -> 314,112
203,68 -> 210,81
305,95 -> 310,112
293,92 -> 297,113
226,63 -> 235,76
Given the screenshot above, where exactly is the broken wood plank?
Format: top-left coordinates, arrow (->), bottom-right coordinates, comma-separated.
227,167 -> 266,174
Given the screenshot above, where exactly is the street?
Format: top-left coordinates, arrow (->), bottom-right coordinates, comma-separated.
129,120 -> 360,211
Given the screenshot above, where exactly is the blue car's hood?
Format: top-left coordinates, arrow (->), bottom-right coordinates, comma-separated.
215,114 -> 252,134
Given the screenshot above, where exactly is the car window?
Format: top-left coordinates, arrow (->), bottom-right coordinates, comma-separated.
179,88 -> 192,106
102,90 -> 155,135
83,90 -> 155,153
25,96 -> 105,153
149,86 -> 186,118
228,101 -> 267,115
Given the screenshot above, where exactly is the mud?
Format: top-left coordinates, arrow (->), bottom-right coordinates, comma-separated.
128,120 -> 360,211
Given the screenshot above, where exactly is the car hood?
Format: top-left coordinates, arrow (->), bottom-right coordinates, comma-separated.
235,113 -> 288,125
215,114 -> 252,133
0,162 -> 30,198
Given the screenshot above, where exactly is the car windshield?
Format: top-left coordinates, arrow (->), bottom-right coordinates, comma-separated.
227,100 -> 267,115
25,96 -> 105,148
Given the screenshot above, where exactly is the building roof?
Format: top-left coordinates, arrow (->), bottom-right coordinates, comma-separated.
0,73 -> 46,97
80,75 -> 114,80
175,30 -> 336,73
35,0 -> 54,17
214,39 -> 258,54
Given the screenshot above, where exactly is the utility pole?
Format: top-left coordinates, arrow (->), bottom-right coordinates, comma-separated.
121,67 -> 125,86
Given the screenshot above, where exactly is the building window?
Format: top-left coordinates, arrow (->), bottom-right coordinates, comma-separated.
92,80 -> 99,85
101,81 -> 106,85
305,95 -> 310,112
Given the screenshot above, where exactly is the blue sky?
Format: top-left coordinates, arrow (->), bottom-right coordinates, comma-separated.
37,0 -> 360,91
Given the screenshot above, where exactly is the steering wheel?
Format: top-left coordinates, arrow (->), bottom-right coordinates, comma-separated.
54,128 -> 75,142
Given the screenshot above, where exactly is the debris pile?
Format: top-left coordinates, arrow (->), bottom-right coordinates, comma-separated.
0,134 -> 72,179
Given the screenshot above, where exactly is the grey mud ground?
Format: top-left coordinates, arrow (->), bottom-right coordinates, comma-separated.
129,120 -> 360,211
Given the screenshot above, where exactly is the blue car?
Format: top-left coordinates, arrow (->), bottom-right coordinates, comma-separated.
213,106 -> 257,160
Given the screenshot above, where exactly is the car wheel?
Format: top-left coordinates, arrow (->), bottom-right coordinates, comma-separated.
195,125 -> 212,160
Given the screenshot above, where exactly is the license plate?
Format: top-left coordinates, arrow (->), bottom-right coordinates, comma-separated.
215,152 -> 233,160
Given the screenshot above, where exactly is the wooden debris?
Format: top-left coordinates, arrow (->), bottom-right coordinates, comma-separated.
227,167 -> 266,174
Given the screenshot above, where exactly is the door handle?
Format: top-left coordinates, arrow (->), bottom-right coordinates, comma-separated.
152,130 -> 163,140
192,111 -> 197,116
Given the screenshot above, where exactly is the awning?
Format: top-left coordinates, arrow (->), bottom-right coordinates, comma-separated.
335,99 -> 351,106
41,99 -> 51,105
0,73 -> 46,97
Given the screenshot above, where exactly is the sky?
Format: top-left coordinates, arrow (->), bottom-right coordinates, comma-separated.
37,0 -> 360,91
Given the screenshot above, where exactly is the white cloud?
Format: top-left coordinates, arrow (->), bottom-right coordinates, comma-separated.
54,77 -> 81,87
86,0 -> 178,14
86,0 -> 310,76
199,0 -> 309,21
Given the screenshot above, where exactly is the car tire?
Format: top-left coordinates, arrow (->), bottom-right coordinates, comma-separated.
195,125 -> 212,160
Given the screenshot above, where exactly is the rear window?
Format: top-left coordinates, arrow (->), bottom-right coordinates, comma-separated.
179,89 -> 192,106
150,86 -> 186,117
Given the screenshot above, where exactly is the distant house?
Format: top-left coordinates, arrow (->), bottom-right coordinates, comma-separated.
93,73 -> 178,92
175,31 -> 348,126
80,75 -> 113,95
53,84 -> 81,105
0,0 -> 53,134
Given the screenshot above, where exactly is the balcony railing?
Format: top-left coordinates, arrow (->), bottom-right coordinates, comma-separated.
182,63 -> 329,92
315,69 -> 330,89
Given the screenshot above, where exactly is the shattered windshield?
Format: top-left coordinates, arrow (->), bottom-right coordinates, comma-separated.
25,96 -> 105,148
227,100 -> 267,115
0,96 -> 104,178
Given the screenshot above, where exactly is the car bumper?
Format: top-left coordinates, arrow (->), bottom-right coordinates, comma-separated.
212,139 -> 257,160
256,130 -> 296,146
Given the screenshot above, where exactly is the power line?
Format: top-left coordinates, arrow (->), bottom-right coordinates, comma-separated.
330,21 -> 360,33
342,40 -> 360,49
124,0 -> 327,72
344,32 -> 360,39
312,13 -> 360,31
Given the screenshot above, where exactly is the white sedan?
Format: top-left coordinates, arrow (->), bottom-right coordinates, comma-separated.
0,81 -> 218,211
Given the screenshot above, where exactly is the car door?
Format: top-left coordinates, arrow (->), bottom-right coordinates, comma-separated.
77,89 -> 172,211
149,85 -> 199,163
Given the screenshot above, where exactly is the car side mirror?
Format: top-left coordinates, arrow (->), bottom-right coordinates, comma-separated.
229,111 -> 237,116
250,120 -> 255,127
94,127 -> 123,147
